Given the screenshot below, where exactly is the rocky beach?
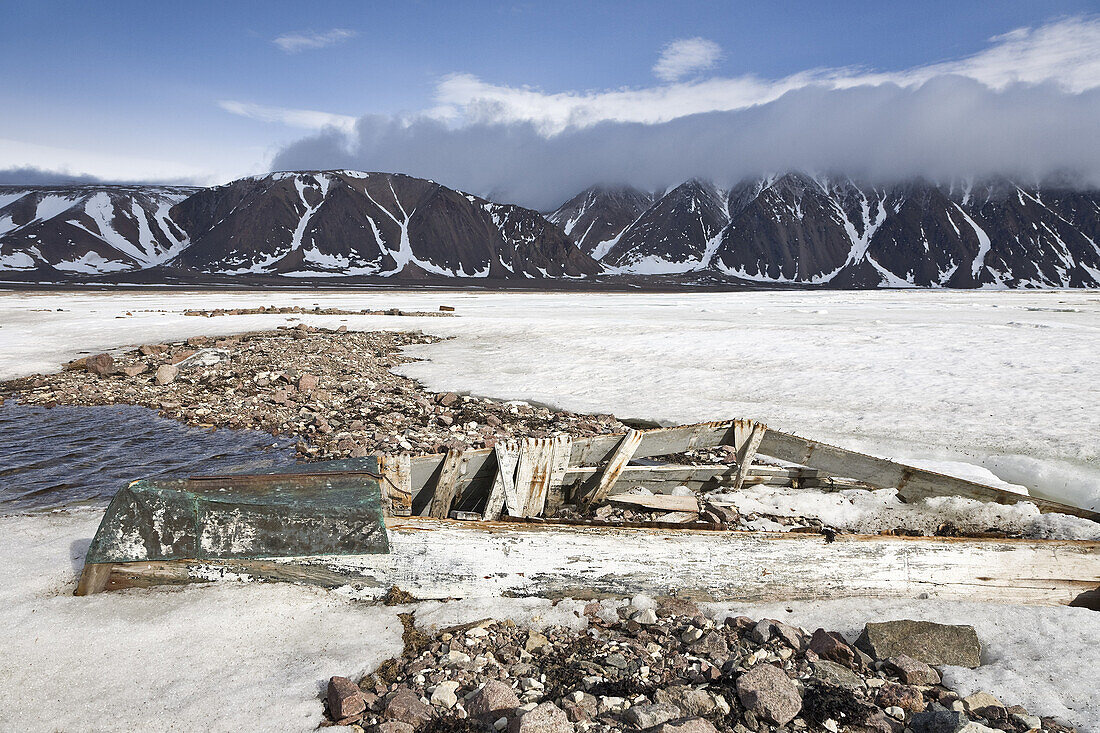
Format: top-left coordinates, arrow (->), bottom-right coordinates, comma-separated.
321,597 -> 1071,733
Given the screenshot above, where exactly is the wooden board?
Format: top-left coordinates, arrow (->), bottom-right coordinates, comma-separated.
483,441 -> 518,521
608,494 -> 701,512
583,429 -> 643,507
378,454 -> 412,516
426,449 -> 464,519
83,517 -> 1100,608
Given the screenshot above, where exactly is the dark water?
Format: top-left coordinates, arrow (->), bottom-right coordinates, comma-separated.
0,400 -> 298,513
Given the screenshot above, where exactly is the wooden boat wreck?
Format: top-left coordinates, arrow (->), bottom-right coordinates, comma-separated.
75,420 -> 1100,608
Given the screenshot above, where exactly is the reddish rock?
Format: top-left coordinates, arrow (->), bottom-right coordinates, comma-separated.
139,343 -> 169,355
84,353 -> 114,376
298,373 -> 319,392
155,364 -> 179,386
118,364 -> 148,377
886,654 -> 941,686
384,688 -> 434,727
875,682 -> 927,712
651,718 -> 719,733
327,676 -> 366,720
436,392 -> 459,407
809,628 -> 859,668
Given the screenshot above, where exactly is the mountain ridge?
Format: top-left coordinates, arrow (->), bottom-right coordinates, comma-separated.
2,170 -> 1099,287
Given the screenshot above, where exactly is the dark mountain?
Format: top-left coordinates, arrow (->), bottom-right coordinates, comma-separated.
173,171 -> 600,279
0,185 -> 196,275
552,173 -> 1100,287
546,185 -> 653,259
3,170 -> 1099,287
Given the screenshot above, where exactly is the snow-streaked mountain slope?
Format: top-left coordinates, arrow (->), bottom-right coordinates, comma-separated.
0,185 -> 196,273
545,185 -> 654,259
553,174 -> 1100,287
170,171 -> 601,279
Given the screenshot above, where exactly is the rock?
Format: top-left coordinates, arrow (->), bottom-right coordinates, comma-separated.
634,608 -> 658,625
118,364 -> 148,377
155,364 -> 179,385
810,660 -> 864,689
623,702 -> 681,729
85,353 -> 114,376
431,680 -> 460,709
328,676 -> 366,720
507,702 -> 571,733
175,348 -> 230,369
654,687 -> 718,717
525,631 -> 549,653
885,654 -> 941,685
651,718 -> 719,733
961,692 -> 1003,716
748,619 -> 774,644
298,373 -> 319,392
692,630 -> 729,662
373,723 -> 415,733
735,663 -> 802,726
384,688 -> 434,727
809,628 -> 859,668
139,344 -> 169,355
657,597 -> 700,618
875,682 -> 927,712
909,706 -> 975,733
771,620 -> 807,650
467,680 -> 521,719
856,621 -> 981,668
437,392 -> 459,407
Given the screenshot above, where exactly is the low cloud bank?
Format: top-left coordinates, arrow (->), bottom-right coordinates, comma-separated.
272,77 -> 1100,210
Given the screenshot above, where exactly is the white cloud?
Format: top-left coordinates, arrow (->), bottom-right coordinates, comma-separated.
267,16 -> 1100,208
653,37 -> 723,81
272,28 -> 356,54
218,100 -> 357,133
427,16 -> 1100,135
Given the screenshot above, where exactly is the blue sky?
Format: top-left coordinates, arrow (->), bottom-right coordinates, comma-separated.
2,1 -> 1099,198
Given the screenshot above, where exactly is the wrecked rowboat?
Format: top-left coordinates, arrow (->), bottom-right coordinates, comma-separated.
75,420 -> 1100,608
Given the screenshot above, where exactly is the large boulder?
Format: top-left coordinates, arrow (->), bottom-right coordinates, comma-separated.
735,663 -> 802,726
85,353 -> 114,376
856,620 -> 981,668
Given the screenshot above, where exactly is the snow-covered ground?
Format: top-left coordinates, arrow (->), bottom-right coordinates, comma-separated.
2,288 -> 1097,509
2,288 -> 1099,730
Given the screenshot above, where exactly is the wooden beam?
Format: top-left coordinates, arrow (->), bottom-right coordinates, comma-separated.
584,429 -> 644,508
483,441 -> 518,521
544,435 -> 574,515
74,562 -> 114,596
757,429 -> 1100,522
426,449 -> 464,519
512,438 -> 557,517
378,454 -> 412,516
88,517 -> 1100,607
608,493 -> 700,513
732,420 -> 767,490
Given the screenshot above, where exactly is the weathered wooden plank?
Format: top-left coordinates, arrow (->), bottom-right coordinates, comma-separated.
758,429 -> 1100,522
378,454 -> 412,516
544,435 -> 574,515
74,562 -> 114,596
608,493 -> 700,513
584,429 -> 644,507
91,518 -> 1100,607
426,449 -> 464,519
483,441 -> 518,521
732,420 -> 767,490
512,438 -> 557,517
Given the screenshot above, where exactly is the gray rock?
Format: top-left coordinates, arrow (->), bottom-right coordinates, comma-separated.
692,630 -> 729,662
886,654 -> 941,685
622,702 -> 681,730
735,663 -> 802,726
508,702 -> 572,733
651,717 -> 719,733
327,676 -> 366,720
856,620 -> 981,668
155,363 -> 179,385
467,680 -> 521,719
384,688 -> 434,727
909,706 -> 974,733
771,620 -> 807,650
634,608 -> 659,625
810,660 -> 864,689
748,619 -> 774,644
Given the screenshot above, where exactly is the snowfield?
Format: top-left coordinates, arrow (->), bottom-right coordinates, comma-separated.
1,288 -> 1099,730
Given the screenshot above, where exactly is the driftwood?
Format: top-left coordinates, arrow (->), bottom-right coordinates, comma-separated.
76,516 -> 1100,608
608,494 -> 700,513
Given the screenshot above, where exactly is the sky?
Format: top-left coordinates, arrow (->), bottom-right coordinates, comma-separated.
3,1 -> 1100,207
